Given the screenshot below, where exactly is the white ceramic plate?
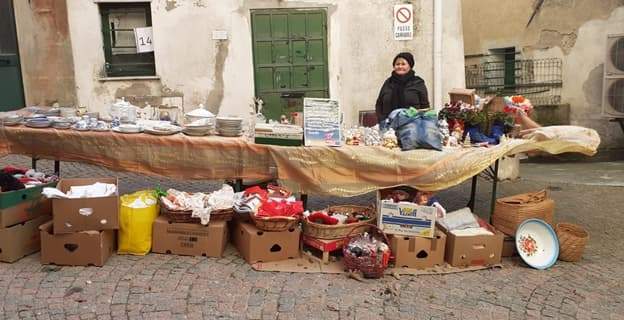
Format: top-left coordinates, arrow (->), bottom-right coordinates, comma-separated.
516,219 -> 559,270
113,127 -> 143,134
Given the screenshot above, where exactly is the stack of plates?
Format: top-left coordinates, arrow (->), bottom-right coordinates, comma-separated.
0,115 -> 23,126
25,118 -> 52,128
113,124 -> 143,134
216,117 -> 243,137
42,108 -> 61,117
183,119 -> 215,136
49,117 -> 72,129
145,124 -> 182,136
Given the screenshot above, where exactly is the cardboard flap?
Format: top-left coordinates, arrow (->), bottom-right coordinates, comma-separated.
57,178 -> 118,195
39,221 -> 53,232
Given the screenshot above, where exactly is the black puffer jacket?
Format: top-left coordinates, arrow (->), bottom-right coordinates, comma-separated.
375,76 -> 430,121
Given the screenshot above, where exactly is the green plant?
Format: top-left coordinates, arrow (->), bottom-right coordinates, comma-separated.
153,185 -> 167,199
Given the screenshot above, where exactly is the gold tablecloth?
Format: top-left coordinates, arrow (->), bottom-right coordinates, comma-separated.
0,125 -> 600,196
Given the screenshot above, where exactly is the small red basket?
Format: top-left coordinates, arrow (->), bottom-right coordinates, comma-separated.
342,224 -> 391,279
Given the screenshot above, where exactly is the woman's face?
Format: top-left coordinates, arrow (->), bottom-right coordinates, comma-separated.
393,58 -> 411,75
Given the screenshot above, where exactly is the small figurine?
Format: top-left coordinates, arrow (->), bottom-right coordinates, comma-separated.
279,114 -> 290,124
463,133 -> 472,147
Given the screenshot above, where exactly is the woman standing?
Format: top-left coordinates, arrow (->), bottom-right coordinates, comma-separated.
375,52 -> 430,128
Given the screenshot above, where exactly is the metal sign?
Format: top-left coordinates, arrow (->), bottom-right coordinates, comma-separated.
134,27 -> 154,53
394,4 -> 413,40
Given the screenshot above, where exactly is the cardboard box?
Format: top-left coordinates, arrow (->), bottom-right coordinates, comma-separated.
390,229 -> 446,269
152,216 -> 228,257
448,88 -> 476,105
0,215 -> 51,263
0,182 -> 55,228
502,235 -> 518,257
378,200 -> 436,238
39,221 -> 115,267
52,178 -> 119,234
232,220 -> 300,264
439,223 -> 504,267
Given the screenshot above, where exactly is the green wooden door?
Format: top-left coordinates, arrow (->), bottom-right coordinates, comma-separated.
0,0 -> 25,111
251,9 -> 329,121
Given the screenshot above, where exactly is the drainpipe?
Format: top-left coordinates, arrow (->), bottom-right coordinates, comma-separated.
433,0 -> 443,110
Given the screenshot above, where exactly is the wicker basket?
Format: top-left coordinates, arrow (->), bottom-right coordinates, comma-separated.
492,190 -> 554,236
160,206 -> 234,224
251,214 -> 300,232
342,224 -> 391,279
556,223 -> 589,262
302,205 -> 375,240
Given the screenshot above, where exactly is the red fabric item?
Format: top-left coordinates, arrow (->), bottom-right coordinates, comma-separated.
256,199 -> 303,218
307,212 -> 339,225
244,186 -> 268,201
2,166 -> 27,175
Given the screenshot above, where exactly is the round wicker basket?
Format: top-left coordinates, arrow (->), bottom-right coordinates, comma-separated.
251,214 -> 300,232
342,224 -> 390,279
302,205 -> 375,240
555,223 -> 589,262
160,206 -> 234,224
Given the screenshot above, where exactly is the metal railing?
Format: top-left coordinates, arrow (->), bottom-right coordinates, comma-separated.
465,58 -> 563,106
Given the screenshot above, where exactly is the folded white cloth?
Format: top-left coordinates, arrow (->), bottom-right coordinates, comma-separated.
42,182 -> 117,199
451,227 -> 494,237
438,207 -> 479,231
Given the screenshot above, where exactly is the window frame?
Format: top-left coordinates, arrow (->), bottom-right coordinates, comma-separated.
99,2 -> 156,77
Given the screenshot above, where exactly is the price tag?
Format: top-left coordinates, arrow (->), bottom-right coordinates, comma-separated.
134,27 -> 154,53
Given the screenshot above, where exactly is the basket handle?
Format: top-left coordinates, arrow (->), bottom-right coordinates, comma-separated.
344,223 -> 390,246
267,184 -> 292,198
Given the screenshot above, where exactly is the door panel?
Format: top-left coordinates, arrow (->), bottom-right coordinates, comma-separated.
252,9 -> 328,120
272,40 -> 290,64
271,14 -> 289,39
0,0 -> 24,111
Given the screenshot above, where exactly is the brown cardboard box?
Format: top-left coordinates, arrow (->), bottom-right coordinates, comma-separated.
439,223 -> 504,267
390,229 -> 446,269
152,216 -> 228,257
0,215 -> 51,263
0,182 -> 54,228
39,221 -> 115,266
502,235 -> 518,257
448,88 -> 476,105
52,178 -> 119,234
232,220 -> 300,264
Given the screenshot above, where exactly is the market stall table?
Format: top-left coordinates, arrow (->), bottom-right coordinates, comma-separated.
0,125 -> 599,202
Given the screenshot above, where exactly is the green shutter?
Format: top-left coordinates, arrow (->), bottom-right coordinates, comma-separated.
251,9 -> 329,121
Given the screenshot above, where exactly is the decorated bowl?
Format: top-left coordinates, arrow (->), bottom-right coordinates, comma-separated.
515,219 -> 559,270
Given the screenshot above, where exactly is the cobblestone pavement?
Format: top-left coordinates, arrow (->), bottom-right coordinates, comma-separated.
1,155 -> 623,320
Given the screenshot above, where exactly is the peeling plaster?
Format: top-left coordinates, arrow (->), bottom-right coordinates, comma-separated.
582,64 -> 604,107
534,29 -> 578,54
165,0 -> 178,11
205,40 -> 229,114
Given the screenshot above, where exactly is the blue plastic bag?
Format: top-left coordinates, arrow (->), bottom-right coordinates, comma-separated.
389,109 -> 442,151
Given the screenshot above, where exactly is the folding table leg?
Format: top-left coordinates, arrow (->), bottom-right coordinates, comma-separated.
54,160 -> 60,177
300,194 -> 308,210
31,157 -> 38,170
235,179 -> 243,192
467,175 -> 478,211
489,159 -> 500,223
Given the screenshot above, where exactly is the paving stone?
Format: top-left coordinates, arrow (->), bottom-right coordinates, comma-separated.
0,155 -> 623,319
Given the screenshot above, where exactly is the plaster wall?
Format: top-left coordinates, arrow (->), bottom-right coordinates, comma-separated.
66,0 -> 465,125
462,0 -> 624,148
13,0 -> 76,106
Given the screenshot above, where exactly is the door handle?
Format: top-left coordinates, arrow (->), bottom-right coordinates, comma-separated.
281,92 -> 304,98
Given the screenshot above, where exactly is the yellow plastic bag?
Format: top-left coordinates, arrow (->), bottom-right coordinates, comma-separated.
118,190 -> 159,255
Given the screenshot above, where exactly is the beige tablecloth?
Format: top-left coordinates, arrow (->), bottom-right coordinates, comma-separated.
0,125 -> 600,196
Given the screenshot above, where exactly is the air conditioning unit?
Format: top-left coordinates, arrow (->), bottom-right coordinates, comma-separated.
602,34 -> 624,117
